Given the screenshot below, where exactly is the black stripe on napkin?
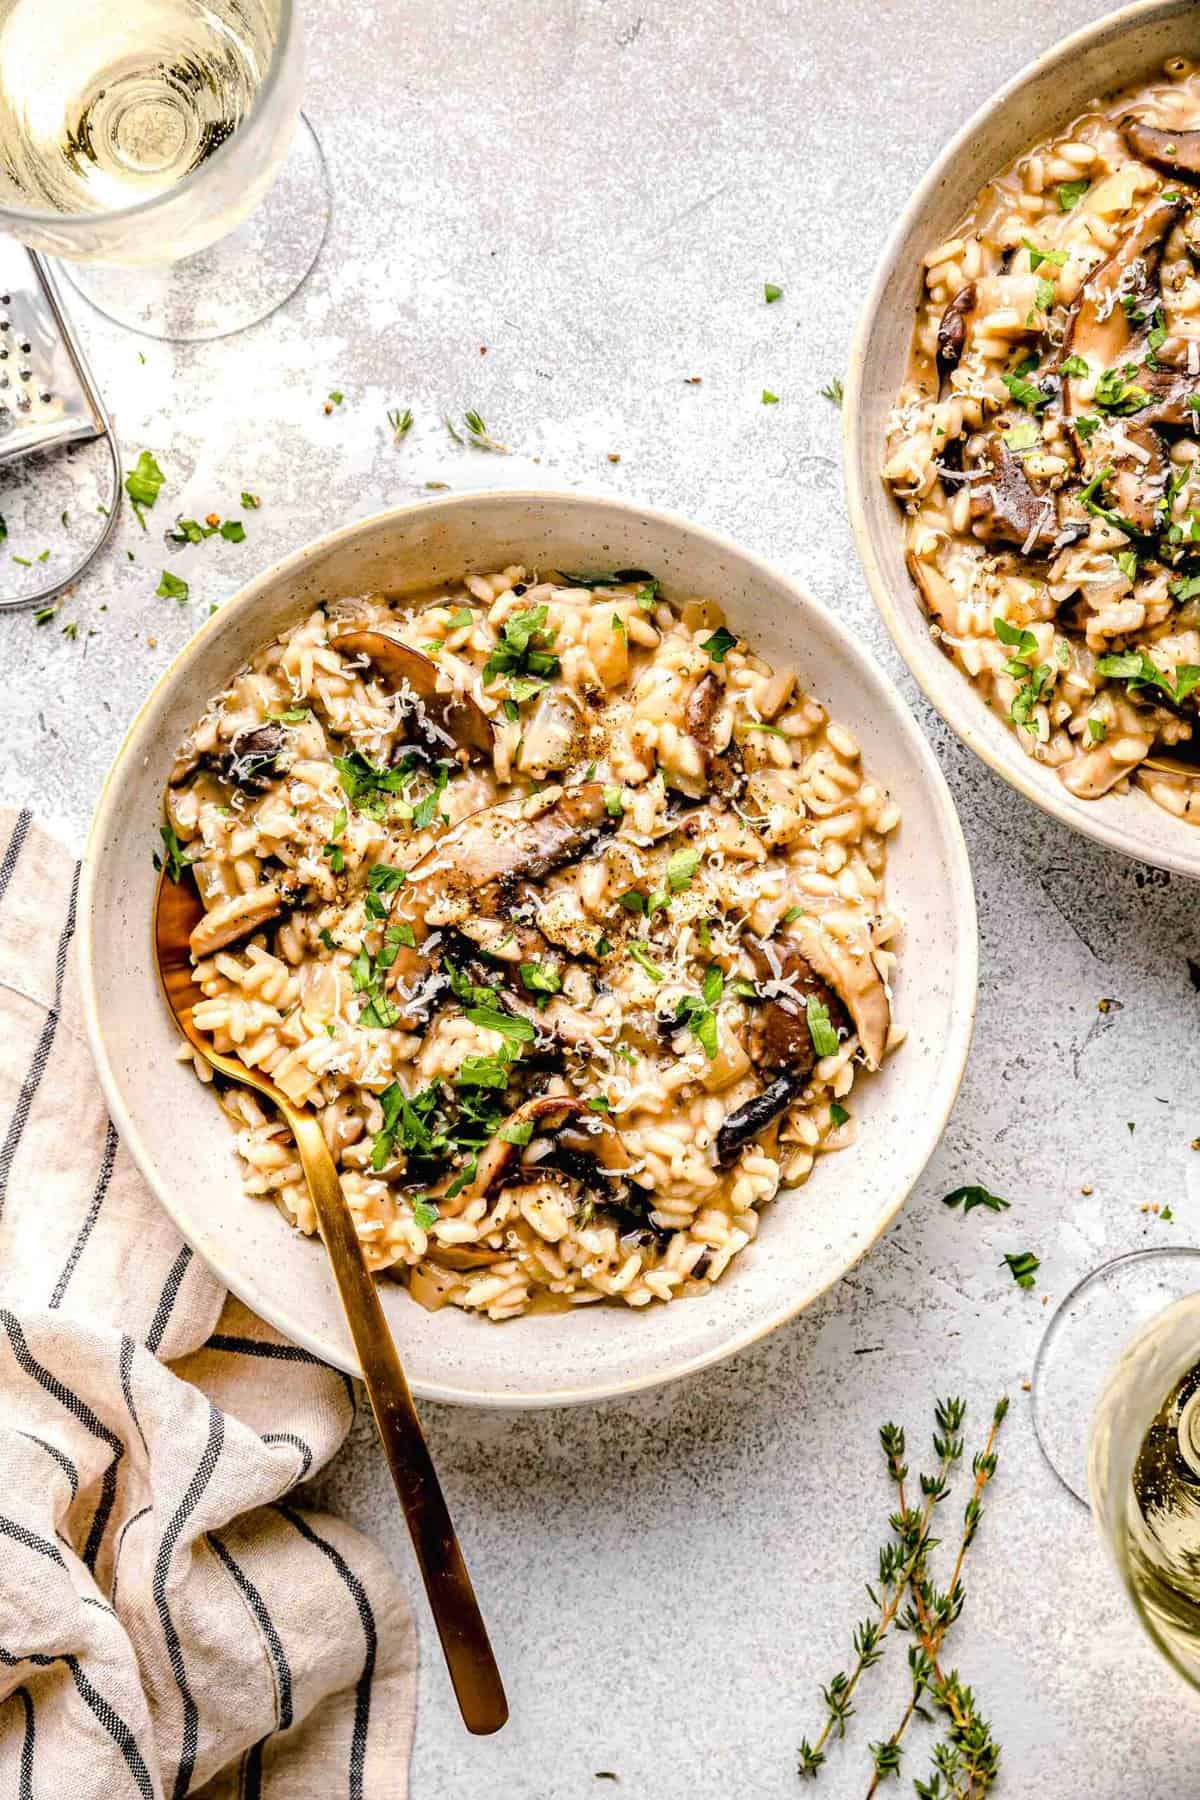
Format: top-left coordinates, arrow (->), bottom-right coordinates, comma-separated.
261,1431 -> 314,1479
205,1334 -> 356,1408
206,1531 -> 294,1729
156,1405 -> 224,1800
11,1685 -> 34,1800
0,1645 -> 155,1800
278,1506 -> 375,1798
18,1432 -> 80,1500
0,810 -> 31,912
0,863 -> 79,1222
0,1310 -> 123,1571
146,1245 -> 193,1354
49,1119 -> 119,1310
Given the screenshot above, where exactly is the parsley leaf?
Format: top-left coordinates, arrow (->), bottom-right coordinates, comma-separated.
628,941 -> 664,981
1057,179 -> 1090,210
1002,1250 -> 1040,1289
157,823 -> 197,883
806,996 -> 840,1059
764,282 -> 783,303
943,1184 -> 1010,1215
701,625 -> 737,663
482,604 -> 561,692
156,570 -> 189,602
124,450 -> 166,526
666,847 -> 700,892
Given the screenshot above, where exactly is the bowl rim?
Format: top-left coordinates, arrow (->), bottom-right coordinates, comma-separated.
843,0 -> 1200,883
77,489 -> 979,1407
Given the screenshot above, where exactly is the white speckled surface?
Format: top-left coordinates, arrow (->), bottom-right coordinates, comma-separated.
4,0 -> 1200,1791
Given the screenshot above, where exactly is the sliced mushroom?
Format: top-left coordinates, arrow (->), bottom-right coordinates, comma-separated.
385,784 -> 620,1007
742,932 -> 849,1080
937,282 -> 977,383
684,671 -> 744,799
905,541 -> 963,631
785,912 -> 891,1070
1106,420 -> 1169,533
188,884 -> 282,958
967,439 -> 1058,553
714,1072 -> 806,1168
331,629 -> 492,757
464,1095 -> 630,1203
1119,360 -> 1200,427
1122,119 -> 1200,181
1061,192 -> 1184,409
222,722 -> 288,794
1059,734 -> 1153,799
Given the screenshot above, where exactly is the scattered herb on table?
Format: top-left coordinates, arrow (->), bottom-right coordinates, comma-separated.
764,282 -> 783,303
943,1184 -> 1010,1216
388,406 -> 414,442
1002,1250 -> 1040,1289
819,377 -> 844,407
125,450 -> 167,527
799,1395 -> 1007,1792
156,570 -> 189,602
762,388 -> 780,405
445,409 -> 510,453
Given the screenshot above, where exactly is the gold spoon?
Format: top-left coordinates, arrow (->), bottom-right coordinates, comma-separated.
153,865 -> 508,1737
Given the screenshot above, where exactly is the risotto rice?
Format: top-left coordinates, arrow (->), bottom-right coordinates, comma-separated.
164,566 -> 903,1320
884,55 -> 1200,823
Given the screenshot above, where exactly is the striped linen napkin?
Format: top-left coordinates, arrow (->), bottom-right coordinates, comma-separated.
0,809 -> 416,1797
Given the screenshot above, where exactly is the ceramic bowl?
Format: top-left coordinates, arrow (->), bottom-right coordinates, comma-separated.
78,491 -> 977,1407
845,0 -> 1200,881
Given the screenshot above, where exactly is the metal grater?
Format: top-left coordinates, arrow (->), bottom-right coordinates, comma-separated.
0,240 -> 120,612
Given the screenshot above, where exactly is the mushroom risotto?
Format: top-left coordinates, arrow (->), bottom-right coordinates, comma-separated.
165,567 -> 902,1320
884,55 -> 1200,822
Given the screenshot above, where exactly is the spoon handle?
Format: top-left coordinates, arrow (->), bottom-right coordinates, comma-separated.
288,1108 -> 508,1736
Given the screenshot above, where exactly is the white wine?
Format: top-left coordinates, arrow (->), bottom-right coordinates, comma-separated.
0,0 -> 278,217
1123,1361 -> 1200,1664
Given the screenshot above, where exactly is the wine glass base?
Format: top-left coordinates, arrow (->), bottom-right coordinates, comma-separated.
60,112 -> 330,341
1033,1247 -> 1200,1504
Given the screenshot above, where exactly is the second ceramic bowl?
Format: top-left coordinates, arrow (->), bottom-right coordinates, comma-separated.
845,0 -> 1200,881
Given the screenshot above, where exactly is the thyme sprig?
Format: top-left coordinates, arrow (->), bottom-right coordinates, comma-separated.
444,409 -> 510,453
798,1396 -> 1008,1793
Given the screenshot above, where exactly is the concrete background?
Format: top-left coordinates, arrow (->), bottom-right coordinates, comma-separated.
4,0 -> 1200,1791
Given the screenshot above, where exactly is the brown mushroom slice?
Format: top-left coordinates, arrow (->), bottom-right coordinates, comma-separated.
784,912 -> 891,1070
714,1073 -> 806,1168
1122,120 -> 1200,181
742,932 -> 848,1079
465,1095 -> 628,1202
684,670 -> 744,798
1108,421 -> 1170,533
905,539 -> 964,631
936,282 -> 977,383
967,439 -> 1058,553
331,629 -> 492,757
1120,361 -> 1200,428
410,782 -> 615,898
1059,735 -> 1153,799
1061,192 -> 1184,411
188,884 -> 282,958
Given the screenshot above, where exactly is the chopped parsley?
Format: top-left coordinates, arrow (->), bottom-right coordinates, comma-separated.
156,823 -> 197,883
627,941 -> 664,981
1001,359 -> 1049,411
764,282 -> 783,303
761,388 -> 780,405
520,960 -> 561,997
1097,649 -> 1200,704
943,1184 -> 1010,1215
1117,549 -> 1139,582
993,616 -> 1038,662
806,996 -> 840,1059
603,785 -> 625,817
1094,363 -> 1150,415
1087,717 -> 1107,744
322,805 -> 348,872
830,1102 -> 850,1128
482,603 -> 561,695
1002,1250 -> 1040,1289
156,570 -> 189,602
666,846 -> 700,892
1059,353 -> 1089,378
1002,419 -> 1040,453
412,1197 -> 439,1230
674,964 -> 724,1060
1057,179 -> 1090,210
124,450 -> 166,526
1022,238 -> 1066,273
241,491 -> 261,509
701,625 -> 737,664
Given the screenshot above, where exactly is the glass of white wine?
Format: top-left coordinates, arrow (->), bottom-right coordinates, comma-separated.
1090,1280 -> 1200,1691
0,0 -> 330,339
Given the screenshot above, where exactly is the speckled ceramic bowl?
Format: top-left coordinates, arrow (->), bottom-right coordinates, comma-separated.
846,0 -> 1200,881
79,492 -> 977,1407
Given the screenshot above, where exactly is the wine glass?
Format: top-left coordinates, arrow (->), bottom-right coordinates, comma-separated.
1089,1281 -> 1200,1691
1033,1248 -> 1200,1503
0,0 -> 330,340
